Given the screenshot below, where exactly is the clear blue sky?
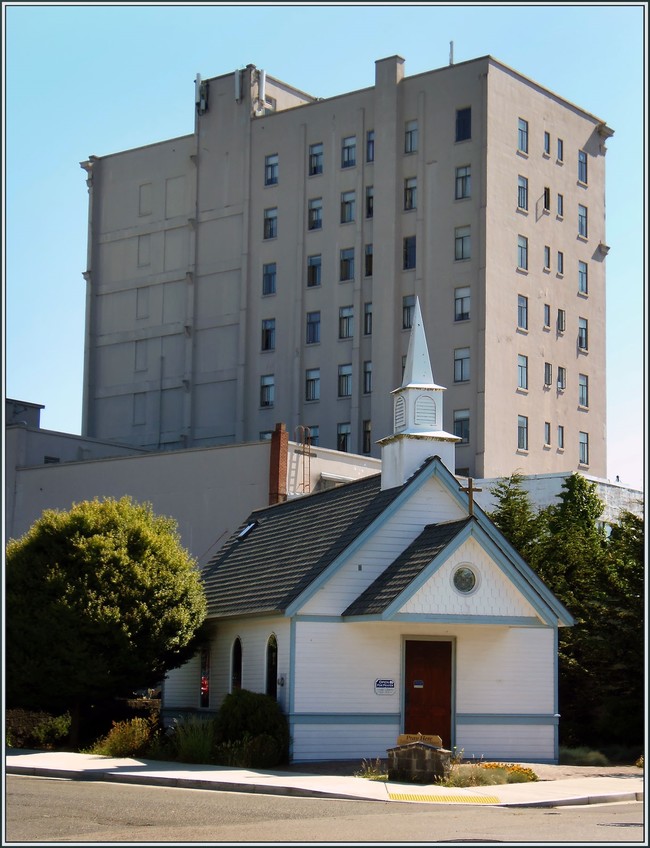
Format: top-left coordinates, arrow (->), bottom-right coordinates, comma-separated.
3,2 -> 646,491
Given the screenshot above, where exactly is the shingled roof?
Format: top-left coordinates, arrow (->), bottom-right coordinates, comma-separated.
342,518 -> 472,616
201,472 -> 405,617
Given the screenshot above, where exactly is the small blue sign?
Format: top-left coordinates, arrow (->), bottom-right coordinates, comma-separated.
374,678 -> 396,695
413,679 -> 424,688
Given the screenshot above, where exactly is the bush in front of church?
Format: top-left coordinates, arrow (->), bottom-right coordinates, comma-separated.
212,689 -> 290,768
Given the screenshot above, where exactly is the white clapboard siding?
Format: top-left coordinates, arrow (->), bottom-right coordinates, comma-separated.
456,627 -> 555,713
163,654 -> 201,709
292,722 -> 401,762
294,621 -> 403,713
400,537 -> 539,618
456,724 -> 555,762
300,476 -> 466,615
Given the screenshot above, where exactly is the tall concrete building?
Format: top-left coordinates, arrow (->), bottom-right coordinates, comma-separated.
80,54 -> 612,479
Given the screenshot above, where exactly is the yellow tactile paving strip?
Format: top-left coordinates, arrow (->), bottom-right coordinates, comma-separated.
388,791 -> 501,803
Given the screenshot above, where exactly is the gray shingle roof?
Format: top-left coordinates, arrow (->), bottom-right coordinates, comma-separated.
201,472 -> 404,617
342,518 -> 472,616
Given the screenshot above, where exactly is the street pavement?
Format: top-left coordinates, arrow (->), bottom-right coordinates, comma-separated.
5,749 -> 645,807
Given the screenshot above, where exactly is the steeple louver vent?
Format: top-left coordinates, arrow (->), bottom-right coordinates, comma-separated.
415,395 -> 436,427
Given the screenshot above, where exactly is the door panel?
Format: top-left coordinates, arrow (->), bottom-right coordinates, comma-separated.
404,640 -> 452,747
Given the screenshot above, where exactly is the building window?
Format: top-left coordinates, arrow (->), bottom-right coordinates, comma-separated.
337,422 -> 351,452
306,311 -> 320,344
543,131 -> 550,155
544,245 -> 551,270
518,118 -> 528,154
579,431 -> 589,465
307,254 -> 321,287
403,235 -> 416,270
364,244 -> 373,277
557,251 -> 564,275
454,347 -> 470,383
557,193 -> 564,218
339,305 -> 354,339
135,339 -> 147,372
308,425 -> 320,446
543,186 -> 551,212
455,286 -> 470,321
517,294 -> 528,330
544,362 -> 553,386
365,185 -> 374,218
578,204 -> 588,238
544,304 -> 551,328
366,130 -> 375,162
517,415 -> 528,451
265,635 -> 277,700
200,646 -> 210,708
557,138 -> 564,162
454,409 -> 470,444
362,420 -> 372,454
340,248 -> 354,281
231,638 -> 242,691
404,119 -> 418,153
455,107 -> 471,141
363,360 -> 372,394
263,207 -> 277,239
402,294 -> 415,329
517,175 -> 528,210
557,424 -> 565,449
309,142 -> 323,176
517,354 -> 528,390
404,177 -> 417,210
264,153 -> 278,186
557,366 -> 567,390
544,421 -> 551,447
261,318 -> 275,351
455,164 -> 471,199
364,302 -> 373,335
578,260 -> 588,295
305,368 -> 320,402
455,226 -> 471,260
340,190 -> 356,224
262,262 -> 276,295
517,234 -> 528,270
578,149 -> 588,184
308,197 -> 322,230
578,317 -> 588,350
341,135 -> 356,168
557,308 -> 566,333
260,374 -> 274,407
338,364 -> 352,397
579,373 -> 589,407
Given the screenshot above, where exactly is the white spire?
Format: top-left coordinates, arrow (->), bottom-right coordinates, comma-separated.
401,297 -> 439,388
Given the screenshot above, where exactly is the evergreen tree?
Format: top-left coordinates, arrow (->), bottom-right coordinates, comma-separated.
488,472 -> 541,559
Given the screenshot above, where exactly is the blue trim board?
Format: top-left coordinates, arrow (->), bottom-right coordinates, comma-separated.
387,614 -> 545,626
290,713 -> 400,725
457,714 -> 560,725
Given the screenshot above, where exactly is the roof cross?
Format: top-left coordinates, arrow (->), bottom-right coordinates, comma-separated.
460,477 -> 482,516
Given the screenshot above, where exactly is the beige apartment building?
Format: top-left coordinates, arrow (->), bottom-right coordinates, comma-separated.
80,54 -> 612,479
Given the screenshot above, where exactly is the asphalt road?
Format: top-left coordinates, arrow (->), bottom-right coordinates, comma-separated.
5,775 -> 646,844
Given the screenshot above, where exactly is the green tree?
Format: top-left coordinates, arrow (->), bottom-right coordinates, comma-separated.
6,497 -> 207,743
488,472 -> 541,560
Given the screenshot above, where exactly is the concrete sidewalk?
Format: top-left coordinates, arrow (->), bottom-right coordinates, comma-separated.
5,749 -> 645,807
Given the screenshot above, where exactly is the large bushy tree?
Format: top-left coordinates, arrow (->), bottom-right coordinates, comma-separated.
489,473 -> 644,749
6,497 -> 207,740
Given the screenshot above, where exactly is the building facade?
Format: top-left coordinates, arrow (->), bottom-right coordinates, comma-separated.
80,55 -> 612,479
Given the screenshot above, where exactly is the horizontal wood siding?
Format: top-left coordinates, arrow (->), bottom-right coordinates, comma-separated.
163,654 -> 201,709
300,478 -> 466,615
292,722 -> 401,762
456,724 -> 555,761
456,627 -> 555,712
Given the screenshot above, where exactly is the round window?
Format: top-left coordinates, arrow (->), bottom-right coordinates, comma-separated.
453,565 -> 477,594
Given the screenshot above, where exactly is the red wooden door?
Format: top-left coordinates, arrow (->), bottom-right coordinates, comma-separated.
404,640 -> 452,747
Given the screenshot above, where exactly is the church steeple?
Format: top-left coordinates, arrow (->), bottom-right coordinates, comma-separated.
378,297 -> 459,490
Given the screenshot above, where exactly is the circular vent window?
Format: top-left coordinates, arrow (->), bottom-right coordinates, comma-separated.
453,565 -> 477,594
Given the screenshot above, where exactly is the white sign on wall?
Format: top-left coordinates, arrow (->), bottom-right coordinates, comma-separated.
374,678 -> 396,695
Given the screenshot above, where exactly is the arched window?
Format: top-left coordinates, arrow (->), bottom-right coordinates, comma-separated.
200,646 -> 210,708
266,635 -> 278,699
231,637 -> 242,691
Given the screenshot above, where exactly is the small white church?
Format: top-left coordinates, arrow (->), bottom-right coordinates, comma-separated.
163,299 -> 574,763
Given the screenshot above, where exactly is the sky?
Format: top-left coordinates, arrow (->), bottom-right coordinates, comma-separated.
3,1 -> 647,492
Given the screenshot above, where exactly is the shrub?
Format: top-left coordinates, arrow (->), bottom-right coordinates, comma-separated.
169,715 -> 216,764
213,689 -> 290,767
559,746 -> 609,766
439,761 -> 538,787
5,709 -> 71,749
88,717 -> 153,758
354,758 -> 388,781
